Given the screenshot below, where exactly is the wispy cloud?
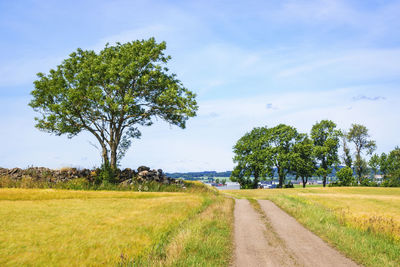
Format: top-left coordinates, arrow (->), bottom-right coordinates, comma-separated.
266,103 -> 279,110
352,95 -> 386,102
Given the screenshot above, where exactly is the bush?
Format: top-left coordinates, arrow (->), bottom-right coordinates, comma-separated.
96,164 -> 117,184
336,167 -> 354,186
284,181 -> 294,188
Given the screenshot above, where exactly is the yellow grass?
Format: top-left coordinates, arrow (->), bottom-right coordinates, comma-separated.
0,188 -> 205,266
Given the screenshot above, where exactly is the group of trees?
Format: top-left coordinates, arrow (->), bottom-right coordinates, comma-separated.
367,147 -> 400,186
231,120 -> 399,189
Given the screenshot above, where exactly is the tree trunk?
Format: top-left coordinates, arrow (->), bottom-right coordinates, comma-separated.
101,145 -> 109,167
276,167 -> 283,188
323,174 -> 327,187
302,177 -> 306,188
110,143 -> 118,170
253,172 -> 259,189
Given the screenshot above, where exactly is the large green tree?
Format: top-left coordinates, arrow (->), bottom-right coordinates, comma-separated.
347,124 -> 376,184
231,127 -> 272,189
267,124 -> 300,188
310,120 -> 340,187
30,38 -> 198,170
292,134 -> 316,188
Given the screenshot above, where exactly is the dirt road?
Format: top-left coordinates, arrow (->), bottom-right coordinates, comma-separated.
233,199 -> 359,267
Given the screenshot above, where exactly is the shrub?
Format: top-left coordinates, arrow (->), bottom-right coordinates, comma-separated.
284,181 -> 294,188
96,164 -> 117,184
336,166 -> 354,186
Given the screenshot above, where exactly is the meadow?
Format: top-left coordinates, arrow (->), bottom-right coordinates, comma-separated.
225,187 -> 400,267
0,188 -> 233,266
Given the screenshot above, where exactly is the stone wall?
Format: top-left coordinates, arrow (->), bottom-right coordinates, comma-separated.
0,166 -> 180,185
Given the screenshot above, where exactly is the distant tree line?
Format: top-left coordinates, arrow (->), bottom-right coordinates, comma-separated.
231,120 -> 400,189
166,171 -> 232,180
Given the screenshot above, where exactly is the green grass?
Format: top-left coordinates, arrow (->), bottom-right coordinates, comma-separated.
127,195 -> 234,266
225,187 -> 400,267
0,187 -> 233,266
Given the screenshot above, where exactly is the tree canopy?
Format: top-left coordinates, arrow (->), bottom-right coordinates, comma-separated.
231,127 -> 272,189
347,124 -> 376,183
231,124 -> 300,188
292,135 -> 316,188
30,38 -> 198,169
310,120 -> 340,187
267,124 -> 300,187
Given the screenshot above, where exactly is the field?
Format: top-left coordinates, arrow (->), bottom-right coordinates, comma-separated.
0,188 -> 233,266
225,187 -> 400,267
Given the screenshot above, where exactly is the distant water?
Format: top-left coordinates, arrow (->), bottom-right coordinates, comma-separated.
204,182 -> 240,190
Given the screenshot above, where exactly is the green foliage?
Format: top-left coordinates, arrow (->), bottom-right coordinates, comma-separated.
268,124 -> 301,187
231,124 -> 301,189
336,166 -> 355,186
311,120 -> 340,187
231,127 -> 271,189
29,38 -> 197,169
292,134 -> 316,187
96,164 -> 117,184
354,157 -> 370,184
382,147 -> 400,187
284,181 -> 294,188
369,154 -> 380,179
347,124 -> 377,183
339,130 -> 353,168
380,153 -> 389,177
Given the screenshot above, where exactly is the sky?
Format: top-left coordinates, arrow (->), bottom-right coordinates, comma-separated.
1,0 -> 400,172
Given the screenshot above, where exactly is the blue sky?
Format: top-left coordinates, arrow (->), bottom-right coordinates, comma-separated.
1,0 -> 400,172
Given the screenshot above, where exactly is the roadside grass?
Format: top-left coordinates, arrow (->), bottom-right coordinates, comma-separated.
225,187 -> 400,267
124,195 -> 234,266
163,196 -> 233,267
0,188 -> 231,266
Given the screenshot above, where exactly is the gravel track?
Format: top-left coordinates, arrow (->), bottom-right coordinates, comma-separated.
233,198 -> 360,267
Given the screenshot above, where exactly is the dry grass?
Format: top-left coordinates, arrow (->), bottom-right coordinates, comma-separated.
0,189 -> 204,266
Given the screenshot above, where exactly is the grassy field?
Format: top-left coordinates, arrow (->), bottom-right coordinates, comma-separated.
0,188 -> 233,266
225,187 -> 400,267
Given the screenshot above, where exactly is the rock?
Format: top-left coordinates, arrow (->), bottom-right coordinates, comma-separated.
120,179 -> 133,186
138,170 -> 149,177
137,166 -> 150,172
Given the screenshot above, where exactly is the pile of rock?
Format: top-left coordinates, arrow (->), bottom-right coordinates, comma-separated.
120,166 -> 181,185
0,166 -> 180,185
0,167 -> 92,182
